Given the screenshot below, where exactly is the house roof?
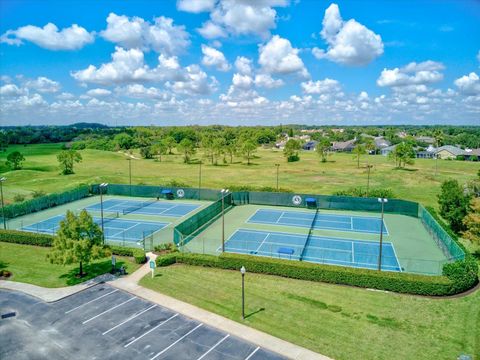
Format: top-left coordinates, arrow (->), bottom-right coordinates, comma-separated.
464,148 -> 480,156
381,144 -> 397,152
374,137 -> 391,148
331,139 -> 356,150
435,145 -> 465,156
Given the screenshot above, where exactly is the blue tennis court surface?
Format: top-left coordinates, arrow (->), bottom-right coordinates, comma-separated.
248,209 -> 388,235
85,199 -> 200,217
222,229 -> 401,272
21,215 -> 168,243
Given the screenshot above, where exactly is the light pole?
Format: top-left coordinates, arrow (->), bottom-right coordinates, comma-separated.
198,161 -> 202,200
366,164 -> 373,197
377,198 -> 388,271
99,183 -> 109,244
221,189 -> 229,252
127,158 -> 132,196
0,177 -> 6,230
240,266 -> 246,320
275,164 -> 280,192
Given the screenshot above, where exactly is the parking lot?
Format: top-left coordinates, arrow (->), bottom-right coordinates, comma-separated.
0,284 -> 287,360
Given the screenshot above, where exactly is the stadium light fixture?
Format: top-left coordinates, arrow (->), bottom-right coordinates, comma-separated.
240,266 -> 246,319
377,198 -> 388,271
0,177 -> 6,230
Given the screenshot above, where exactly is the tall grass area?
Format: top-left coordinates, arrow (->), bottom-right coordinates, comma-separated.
140,264 -> 479,360
0,143 -> 478,207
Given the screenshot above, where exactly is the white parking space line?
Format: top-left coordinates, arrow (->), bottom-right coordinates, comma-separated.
82,297 -> 135,324
150,323 -> 203,360
124,313 -> 178,348
65,289 -> 118,314
197,334 -> 230,360
102,304 -> 156,335
245,346 -> 260,360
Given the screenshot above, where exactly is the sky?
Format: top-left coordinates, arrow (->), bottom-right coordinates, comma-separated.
0,0 -> 479,126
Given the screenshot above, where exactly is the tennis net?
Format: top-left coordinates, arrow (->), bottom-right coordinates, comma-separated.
102,211 -> 119,225
122,199 -> 157,215
300,208 -> 319,261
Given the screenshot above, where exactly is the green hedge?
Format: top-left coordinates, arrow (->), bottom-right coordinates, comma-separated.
109,246 -> 147,264
0,229 -> 54,247
156,252 -> 477,296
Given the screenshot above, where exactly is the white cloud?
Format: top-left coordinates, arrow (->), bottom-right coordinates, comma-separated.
196,0 -> 289,39
258,35 -> 308,77
358,91 -> 369,101
454,72 -> 480,95
201,45 -> 230,71
0,23 -> 94,50
313,3 -> 383,66
101,13 -> 190,55
232,73 -> 253,89
235,56 -> 253,75
25,76 -> 60,93
177,0 -> 216,13
254,74 -> 283,88
56,92 -> 75,100
166,65 -> 217,95
377,61 -> 445,88
117,84 -> 170,100
86,88 -> 112,97
0,84 -> 25,97
301,78 -> 340,94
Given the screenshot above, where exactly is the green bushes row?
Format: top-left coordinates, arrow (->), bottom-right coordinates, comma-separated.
156,252 -> 477,296
0,229 -> 54,247
0,230 -> 146,264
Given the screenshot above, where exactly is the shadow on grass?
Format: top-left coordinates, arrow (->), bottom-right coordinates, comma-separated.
59,259 -> 128,286
392,167 -> 419,172
245,307 -> 265,319
0,260 -> 8,271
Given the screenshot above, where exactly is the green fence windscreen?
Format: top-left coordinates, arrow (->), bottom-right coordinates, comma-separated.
3,186 -> 90,219
174,193 -> 232,247
101,184 -> 220,201
419,206 -> 465,261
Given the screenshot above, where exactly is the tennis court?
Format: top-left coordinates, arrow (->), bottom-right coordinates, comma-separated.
85,199 -> 200,218
222,229 -> 401,272
247,209 -> 388,235
20,214 -> 168,243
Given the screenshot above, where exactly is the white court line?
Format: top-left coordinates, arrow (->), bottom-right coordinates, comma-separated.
255,233 -> 271,253
275,211 -> 286,223
150,323 -> 203,360
351,241 -> 355,263
82,297 -> 135,324
196,334 -> 230,360
65,289 -> 118,314
102,305 -> 156,335
350,216 -> 354,230
124,313 -> 178,348
245,346 -> 260,360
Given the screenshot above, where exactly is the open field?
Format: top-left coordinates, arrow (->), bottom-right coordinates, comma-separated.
140,264 -> 479,360
0,143 -> 478,207
0,242 -> 140,287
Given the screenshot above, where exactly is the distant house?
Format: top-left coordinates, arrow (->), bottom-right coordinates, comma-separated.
381,144 -> 397,156
415,136 -> 435,144
435,145 -> 465,159
463,148 -> 480,161
374,137 -> 391,150
331,139 -> 356,152
275,140 -> 287,149
302,141 -> 318,151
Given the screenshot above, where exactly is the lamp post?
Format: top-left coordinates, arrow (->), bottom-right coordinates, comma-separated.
275,164 -> 280,192
0,177 -> 6,230
221,189 -> 229,252
127,158 -> 132,196
377,198 -> 388,271
366,164 -> 373,197
99,183 -> 109,244
240,266 -> 246,320
198,161 -> 202,200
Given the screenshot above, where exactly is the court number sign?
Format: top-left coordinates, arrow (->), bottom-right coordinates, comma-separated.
292,195 -> 302,205
177,189 -> 185,198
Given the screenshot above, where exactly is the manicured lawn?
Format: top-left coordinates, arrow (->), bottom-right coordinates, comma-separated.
0,242 -> 141,287
0,143 -> 478,207
140,264 -> 479,360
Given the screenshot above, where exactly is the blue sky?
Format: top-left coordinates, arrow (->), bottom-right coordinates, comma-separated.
0,0 -> 479,126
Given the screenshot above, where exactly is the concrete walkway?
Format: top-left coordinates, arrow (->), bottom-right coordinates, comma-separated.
1,252 -> 333,360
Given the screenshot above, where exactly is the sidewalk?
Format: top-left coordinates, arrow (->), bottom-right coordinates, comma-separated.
1,252 -> 333,360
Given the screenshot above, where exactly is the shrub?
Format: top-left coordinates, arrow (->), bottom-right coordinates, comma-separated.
334,187 -> 395,199
155,252 -> 476,296
109,245 -> 146,264
0,229 -> 54,246
13,194 -> 26,203
287,154 -> 300,162
31,190 -> 47,199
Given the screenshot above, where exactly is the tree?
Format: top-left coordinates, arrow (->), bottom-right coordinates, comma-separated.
139,146 -> 153,159
47,210 -> 108,277
283,139 -> 301,162
463,198 -> 480,245
212,137 -> 226,165
316,138 -> 331,163
6,151 -> 25,170
163,136 -> 177,154
224,141 -> 237,164
438,179 -> 470,232
114,133 -> 134,150
57,149 -> 82,175
177,138 -> 196,163
388,142 -> 415,168
352,144 -> 366,168
151,141 -> 168,162
241,139 -> 257,165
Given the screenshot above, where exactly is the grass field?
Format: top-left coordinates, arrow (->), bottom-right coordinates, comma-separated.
0,143 -> 478,207
0,242 -> 140,287
140,264 -> 479,360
